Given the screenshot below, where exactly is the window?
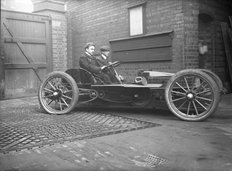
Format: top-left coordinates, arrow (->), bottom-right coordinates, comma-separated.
129,4 -> 145,36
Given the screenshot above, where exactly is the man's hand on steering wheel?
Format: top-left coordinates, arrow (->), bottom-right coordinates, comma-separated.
101,61 -> 120,72
101,65 -> 108,72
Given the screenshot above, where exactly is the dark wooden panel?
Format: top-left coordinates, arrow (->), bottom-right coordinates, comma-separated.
221,22 -> 232,86
4,68 -> 46,99
110,31 -> 173,62
1,10 -> 51,99
4,43 -> 47,64
4,37 -> 46,44
229,16 -> 232,27
5,64 -> 47,69
3,9 -> 50,22
111,33 -> 172,51
0,48 -> 4,100
6,18 -> 46,39
113,47 -> 171,62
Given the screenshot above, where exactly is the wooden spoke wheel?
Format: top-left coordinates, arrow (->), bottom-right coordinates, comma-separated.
165,69 -> 220,121
199,69 -> 224,96
38,71 -> 79,114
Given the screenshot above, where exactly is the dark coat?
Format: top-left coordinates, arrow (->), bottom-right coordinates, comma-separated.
79,52 -> 101,74
79,52 -> 112,84
95,55 -> 110,66
96,54 -> 120,83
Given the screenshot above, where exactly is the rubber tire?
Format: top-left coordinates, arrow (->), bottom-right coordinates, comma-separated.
200,69 -> 224,102
198,69 -> 223,116
38,71 -> 79,114
199,69 -> 224,95
165,69 -> 220,121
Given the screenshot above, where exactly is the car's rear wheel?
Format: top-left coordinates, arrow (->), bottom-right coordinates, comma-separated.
199,69 -> 224,95
165,69 -> 220,121
38,71 -> 79,114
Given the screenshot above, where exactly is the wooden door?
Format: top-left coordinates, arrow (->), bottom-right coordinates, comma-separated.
1,10 -> 51,99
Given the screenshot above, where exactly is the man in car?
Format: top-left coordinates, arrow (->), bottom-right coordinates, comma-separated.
79,42 -> 112,84
96,45 -> 124,83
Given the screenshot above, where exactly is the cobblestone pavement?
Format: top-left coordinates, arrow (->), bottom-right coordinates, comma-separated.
0,95 -> 232,171
0,100 -> 159,153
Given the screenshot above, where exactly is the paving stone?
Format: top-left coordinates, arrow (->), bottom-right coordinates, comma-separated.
0,105 -> 159,153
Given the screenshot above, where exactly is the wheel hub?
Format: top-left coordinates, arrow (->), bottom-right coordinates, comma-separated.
89,90 -> 98,98
186,92 -> 195,101
53,92 -> 59,96
53,90 -> 62,99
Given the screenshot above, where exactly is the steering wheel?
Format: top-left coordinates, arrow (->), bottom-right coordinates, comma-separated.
101,61 -> 120,72
108,61 -> 120,68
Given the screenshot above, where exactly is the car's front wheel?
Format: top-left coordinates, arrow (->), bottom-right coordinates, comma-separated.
165,69 -> 220,121
38,71 -> 79,114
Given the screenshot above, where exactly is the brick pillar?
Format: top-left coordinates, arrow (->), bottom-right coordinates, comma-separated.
33,0 -> 68,71
183,0 -> 200,69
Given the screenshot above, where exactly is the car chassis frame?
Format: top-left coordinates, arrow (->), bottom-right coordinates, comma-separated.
38,62 -> 223,121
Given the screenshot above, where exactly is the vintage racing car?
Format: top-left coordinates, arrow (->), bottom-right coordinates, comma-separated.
38,61 -> 223,121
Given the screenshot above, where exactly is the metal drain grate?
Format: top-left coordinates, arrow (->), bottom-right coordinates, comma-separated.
145,154 -> 166,167
131,153 -> 166,168
0,105 -> 159,153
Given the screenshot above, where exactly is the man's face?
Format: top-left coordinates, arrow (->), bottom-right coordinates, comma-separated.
86,45 -> 95,55
102,51 -> 110,57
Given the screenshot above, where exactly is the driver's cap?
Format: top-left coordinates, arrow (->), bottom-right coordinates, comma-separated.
100,45 -> 110,52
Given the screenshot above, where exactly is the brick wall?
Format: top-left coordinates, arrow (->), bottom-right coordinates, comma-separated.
50,12 -> 68,71
198,0 -> 232,87
66,0 -> 232,83
33,1 -> 68,72
66,12 -> 73,69
67,0 -> 186,81
182,0 -> 199,69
